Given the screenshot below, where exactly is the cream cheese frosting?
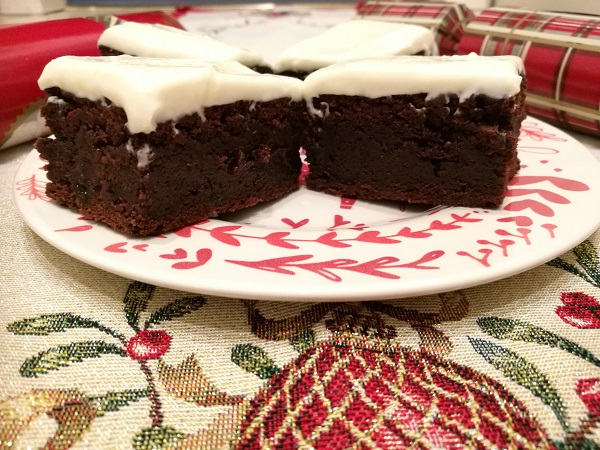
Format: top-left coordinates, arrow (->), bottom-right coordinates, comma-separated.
98,22 -> 268,68
303,54 -> 524,103
273,19 -> 437,73
38,55 -> 304,134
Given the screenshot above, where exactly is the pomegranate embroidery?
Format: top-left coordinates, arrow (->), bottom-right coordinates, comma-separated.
231,298 -> 556,449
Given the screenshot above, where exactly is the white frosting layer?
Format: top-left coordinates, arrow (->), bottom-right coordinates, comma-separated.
303,54 -> 524,102
38,55 -> 304,134
98,22 -> 267,68
273,19 -> 437,73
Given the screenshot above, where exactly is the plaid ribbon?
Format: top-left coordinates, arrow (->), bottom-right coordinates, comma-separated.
459,7 -> 600,137
355,1 -> 473,55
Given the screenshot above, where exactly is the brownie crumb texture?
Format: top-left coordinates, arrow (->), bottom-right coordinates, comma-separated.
305,85 -> 526,209
36,88 -> 311,236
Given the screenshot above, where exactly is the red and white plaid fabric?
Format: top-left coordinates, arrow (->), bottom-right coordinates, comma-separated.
355,1 -> 473,55
459,7 -> 600,137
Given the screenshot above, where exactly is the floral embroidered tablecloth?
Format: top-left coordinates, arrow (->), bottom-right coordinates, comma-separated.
2,6 -> 600,450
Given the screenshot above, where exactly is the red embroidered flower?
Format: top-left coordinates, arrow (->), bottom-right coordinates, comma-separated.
126,329 -> 172,360
556,292 -> 600,329
576,378 -> 600,416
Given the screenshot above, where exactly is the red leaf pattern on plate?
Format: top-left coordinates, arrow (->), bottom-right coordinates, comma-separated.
504,175 -> 589,217
450,213 -> 482,223
164,213 -> 481,251
15,175 -> 50,202
171,249 -> 212,270
226,251 -> 444,282
504,200 -> 555,217
519,122 -> 567,142
315,232 -> 351,248
209,226 -> 243,246
355,231 -> 399,244
497,216 -> 534,227
505,188 -> 570,204
173,220 -> 210,238
329,214 -> 366,231
510,175 -> 589,191
56,225 -> 94,233
265,232 -> 299,249
396,227 -> 432,238
476,239 -> 515,257
104,242 -> 128,253
160,248 -> 188,260
428,220 -> 461,231
281,218 -> 309,229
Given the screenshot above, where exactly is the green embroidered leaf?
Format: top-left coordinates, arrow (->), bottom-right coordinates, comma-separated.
158,356 -> 243,407
289,330 -> 316,353
477,317 -> 600,368
468,336 -> 569,432
573,240 -> 600,287
20,341 -> 126,378
124,281 -> 155,331
132,426 -> 185,450
7,313 -> 101,335
87,389 -> 150,416
554,439 -> 600,450
147,296 -> 206,326
231,343 -> 280,379
546,258 -> 594,284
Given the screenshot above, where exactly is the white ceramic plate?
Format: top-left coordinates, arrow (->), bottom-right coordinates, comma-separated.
14,118 -> 600,301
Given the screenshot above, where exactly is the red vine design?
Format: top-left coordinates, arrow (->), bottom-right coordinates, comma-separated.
457,227 -> 532,267
519,122 -> 567,142
328,214 -> 366,231
171,213 -> 482,250
15,175 -> 50,202
504,175 -> 589,218
57,225 -> 95,233
226,250 -> 444,282
457,170 -> 590,267
159,248 -> 212,269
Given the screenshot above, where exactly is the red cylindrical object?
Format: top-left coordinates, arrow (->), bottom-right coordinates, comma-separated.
458,7 -> 600,137
355,1 -> 474,56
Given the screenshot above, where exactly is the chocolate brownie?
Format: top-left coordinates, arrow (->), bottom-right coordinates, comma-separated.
98,21 -> 270,72
35,56 -> 309,236
302,54 -> 527,208
273,19 -> 437,79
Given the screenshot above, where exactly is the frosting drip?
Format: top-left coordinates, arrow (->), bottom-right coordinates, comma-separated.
38,56 -> 304,134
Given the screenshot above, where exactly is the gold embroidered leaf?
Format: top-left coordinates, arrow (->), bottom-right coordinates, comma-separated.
0,389 -> 96,450
162,404 -> 248,450
158,355 -> 243,407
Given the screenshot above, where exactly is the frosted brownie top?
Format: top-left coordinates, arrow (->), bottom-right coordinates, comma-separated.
273,19 -> 437,74
38,55 -> 303,134
98,22 -> 267,68
303,53 -> 524,103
